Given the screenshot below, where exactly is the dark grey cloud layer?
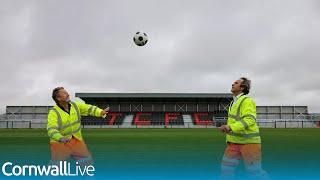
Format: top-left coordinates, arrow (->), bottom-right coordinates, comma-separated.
0,0 -> 319,113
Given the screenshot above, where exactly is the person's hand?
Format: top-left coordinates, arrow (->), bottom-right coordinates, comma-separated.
219,125 -> 231,134
59,137 -> 70,143
100,107 -> 110,118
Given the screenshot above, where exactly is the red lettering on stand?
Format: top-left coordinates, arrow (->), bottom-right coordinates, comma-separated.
165,113 -> 180,126
108,113 -> 123,125
134,112 -> 152,125
194,113 -> 214,125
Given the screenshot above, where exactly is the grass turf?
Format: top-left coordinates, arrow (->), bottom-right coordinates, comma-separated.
0,128 -> 319,177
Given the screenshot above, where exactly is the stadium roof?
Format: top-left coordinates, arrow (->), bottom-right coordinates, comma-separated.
75,93 -> 232,99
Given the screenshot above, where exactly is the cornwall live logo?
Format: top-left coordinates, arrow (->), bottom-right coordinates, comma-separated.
1,161 -> 95,176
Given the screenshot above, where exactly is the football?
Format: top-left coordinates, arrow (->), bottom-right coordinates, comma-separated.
133,32 -> 148,46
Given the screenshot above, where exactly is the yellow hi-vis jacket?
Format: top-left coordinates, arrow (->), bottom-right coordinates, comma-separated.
226,95 -> 261,144
47,101 -> 103,143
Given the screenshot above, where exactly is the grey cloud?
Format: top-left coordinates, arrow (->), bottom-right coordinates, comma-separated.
0,0 -> 319,113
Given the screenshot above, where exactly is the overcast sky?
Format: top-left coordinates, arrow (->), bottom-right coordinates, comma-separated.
0,0 -> 319,113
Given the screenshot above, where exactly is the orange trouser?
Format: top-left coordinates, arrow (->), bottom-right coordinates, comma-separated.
221,142 -> 268,179
50,137 -> 93,166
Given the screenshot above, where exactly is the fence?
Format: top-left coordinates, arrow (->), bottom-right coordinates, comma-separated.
0,120 -> 319,129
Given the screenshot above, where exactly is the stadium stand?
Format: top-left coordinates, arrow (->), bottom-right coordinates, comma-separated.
0,93 -> 318,128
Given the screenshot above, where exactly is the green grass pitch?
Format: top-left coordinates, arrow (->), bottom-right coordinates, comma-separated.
0,128 -> 319,176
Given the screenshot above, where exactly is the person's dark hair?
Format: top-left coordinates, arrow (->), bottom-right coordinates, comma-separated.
240,77 -> 251,95
52,87 -> 64,103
